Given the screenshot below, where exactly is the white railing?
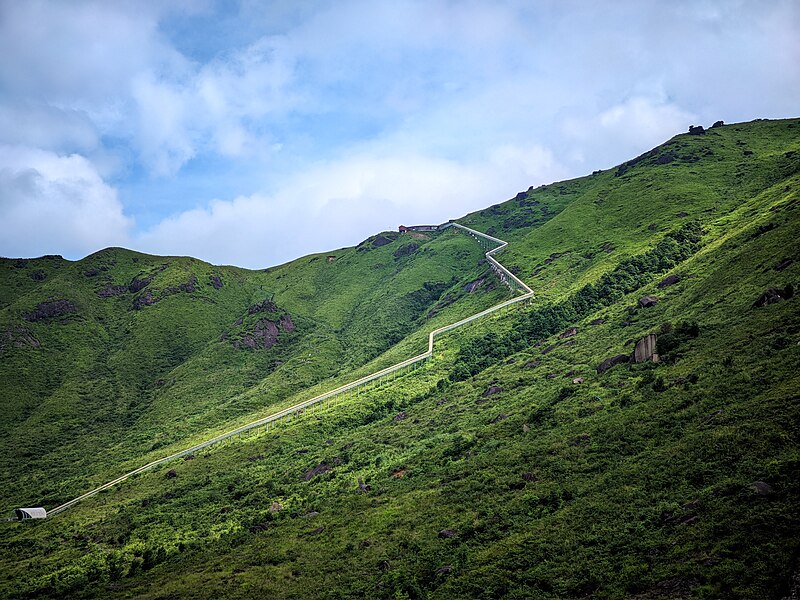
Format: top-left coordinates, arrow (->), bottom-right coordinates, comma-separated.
25,223 -> 534,518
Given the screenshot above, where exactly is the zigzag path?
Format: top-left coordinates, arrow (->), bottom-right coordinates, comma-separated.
10,222 -> 534,520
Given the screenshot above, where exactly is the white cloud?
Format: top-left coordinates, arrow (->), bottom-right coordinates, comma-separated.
135,143 -> 569,268
0,146 -> 132,259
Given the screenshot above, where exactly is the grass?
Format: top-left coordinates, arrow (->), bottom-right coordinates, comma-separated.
0,117 -> 798,599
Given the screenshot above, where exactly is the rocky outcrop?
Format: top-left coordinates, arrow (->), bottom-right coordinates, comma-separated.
24,299 -> 77,322
0,326 -> 40,354
393,243 -> 419,258
97,285 -> 128,298
233,313 -> 295,350
463,277 -> 485,293
658,274 -> 681,288
597,354 -> 630,374
248,299 -> 278,314
753,285 -> 794,308
639,295 -> 659,308
688,125 -> 705,135
209,274 -> 223,289
560,327 -> 578,339
633,334 -> 659,363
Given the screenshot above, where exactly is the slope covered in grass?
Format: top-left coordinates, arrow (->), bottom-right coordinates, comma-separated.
0,118 -> 798,599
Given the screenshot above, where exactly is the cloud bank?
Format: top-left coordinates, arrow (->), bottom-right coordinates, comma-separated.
0,0 -> 797,267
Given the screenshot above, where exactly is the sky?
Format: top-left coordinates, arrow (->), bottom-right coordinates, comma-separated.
0,0 -> 798,269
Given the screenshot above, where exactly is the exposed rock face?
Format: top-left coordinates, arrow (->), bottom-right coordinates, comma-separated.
24,299 -> 77,322
639,295 -> 659,308
393,243 -> 419,258
0,326 -> 40,353
688,125 -> 706,135
279,314 -> 295,332
633,334 -> 659,363
131,291 -> 155,310
560,327 -> 578,339
210,274 -> 223,289
753,285 -> 794,308
597,354 -> 630,374
128,275 -> 154,293
711,120 -> 724,128
658,274 -> 681,288
751,481 -> 774,496
304,463 -> 330,481
97,285 -> 128,298
482,385 -> 504,398
248,299 -> 278,314
463,277 -> 485,293
234,313 -> 295,350
523,360 -> 541,369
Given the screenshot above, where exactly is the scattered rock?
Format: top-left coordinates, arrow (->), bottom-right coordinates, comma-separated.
492,413 -> 507,423
463,277 -> 485,293
392,469 -> 406,479
24,299 -> 77,322
775,258 -> 793,272
357,477 -> 371,493
83,268 -> 100,278
393,412 -> 407,422
523,360 -> 541,369
638,295 -> 659,308
128,275 -> 154,293
131,290 -> 155,310
270,501 -> 283,513
279,314 -> 296,332
379,560 -> 391,571
572,377 -> 585,384
602,242 -> 616,253
597,354 -> 630,374
753,285 -> 794,308
438,529 -> 457,539
560,327 -> 578,339
482,385 -> 503,398
210,274 -> 223,289
751,481 -> 775,496
589,318 -> 606,326
541,344 -> 558,354
0,326 -> 41,353
658,274 -> 681,288
248,299 -> 278,314
303,463 -> 330,481
165,469 -> 177,479
546,373 -> 558,379
522,424 -> 530,433
633,334 -> 659,363
301,511 -> 320,518
688,125 -> 705,135
183,454 -> 195,461
309,526 -> 325,535
97,285 -> 128,298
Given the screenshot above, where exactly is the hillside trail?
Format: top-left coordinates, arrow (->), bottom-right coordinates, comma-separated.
11,222 -> 534,520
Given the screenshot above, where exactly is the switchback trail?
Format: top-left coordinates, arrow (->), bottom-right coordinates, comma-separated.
12,222 -> 534,519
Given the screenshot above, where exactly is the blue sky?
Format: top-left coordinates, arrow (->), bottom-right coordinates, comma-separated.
0,0 -> 798,268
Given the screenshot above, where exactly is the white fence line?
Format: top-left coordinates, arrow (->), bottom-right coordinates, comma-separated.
30,223 -> 534,518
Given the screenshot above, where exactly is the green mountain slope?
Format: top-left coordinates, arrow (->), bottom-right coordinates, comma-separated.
1,118 -> 798,599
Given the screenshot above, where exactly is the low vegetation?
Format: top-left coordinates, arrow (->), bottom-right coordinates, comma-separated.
0,118 -> 798,599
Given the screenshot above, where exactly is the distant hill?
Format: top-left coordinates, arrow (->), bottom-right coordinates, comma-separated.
1,118 -> 798,599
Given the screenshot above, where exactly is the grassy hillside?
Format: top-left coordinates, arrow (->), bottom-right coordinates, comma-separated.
0,229 -> 507,509
0,118 -> 798,599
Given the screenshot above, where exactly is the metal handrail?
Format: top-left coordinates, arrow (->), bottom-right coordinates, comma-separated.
22,222 -> 534,518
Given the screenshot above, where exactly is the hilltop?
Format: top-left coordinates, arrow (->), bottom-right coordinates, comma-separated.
0,118 -> 798,599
